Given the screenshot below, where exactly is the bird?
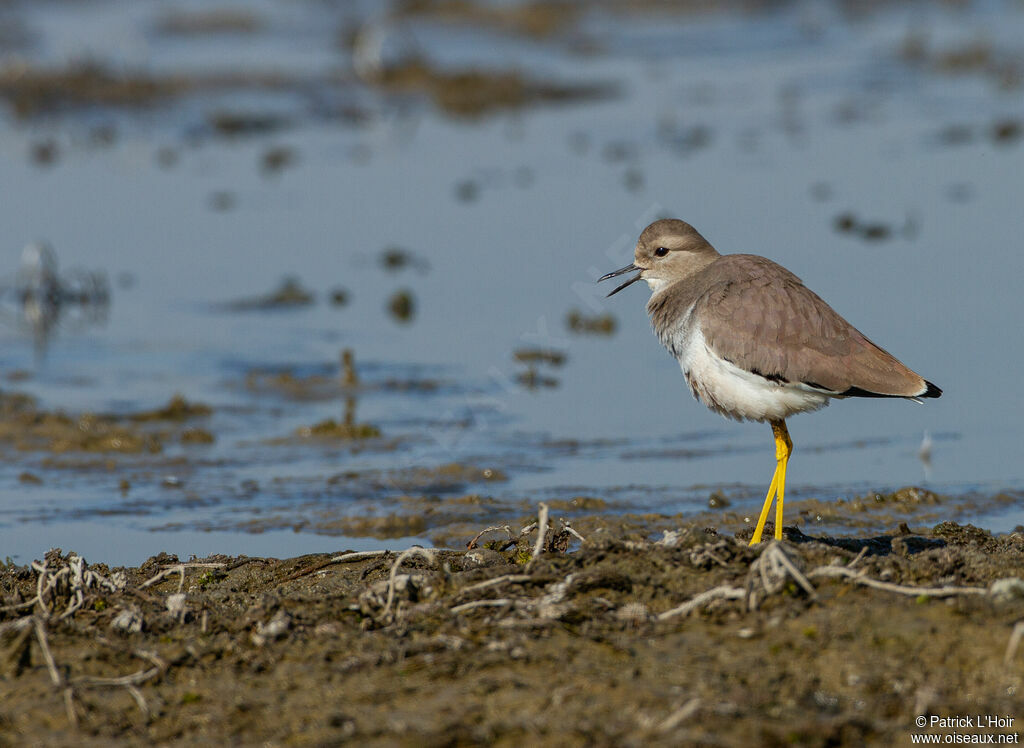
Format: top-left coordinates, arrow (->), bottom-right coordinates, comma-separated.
599,219 -> 941,544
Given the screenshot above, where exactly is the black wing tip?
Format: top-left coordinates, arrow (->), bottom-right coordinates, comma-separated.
829,382 -> 942,400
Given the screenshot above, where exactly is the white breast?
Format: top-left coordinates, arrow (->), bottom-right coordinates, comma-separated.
671,325 -> 831,423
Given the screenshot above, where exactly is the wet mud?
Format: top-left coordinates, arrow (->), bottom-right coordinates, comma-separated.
3,520 -> 1024,745
0,393 -> 211,456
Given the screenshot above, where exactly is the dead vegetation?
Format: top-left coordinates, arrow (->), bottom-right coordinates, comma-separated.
3,517 -> 1024,743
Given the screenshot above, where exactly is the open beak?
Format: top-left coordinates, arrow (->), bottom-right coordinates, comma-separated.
598,263 -> 642,297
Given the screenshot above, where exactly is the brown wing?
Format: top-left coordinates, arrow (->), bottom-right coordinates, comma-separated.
696,255 -> 930,397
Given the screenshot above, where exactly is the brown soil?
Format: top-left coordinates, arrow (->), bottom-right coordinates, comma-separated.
0,393 -> 211,456
2,520 -> 1023,745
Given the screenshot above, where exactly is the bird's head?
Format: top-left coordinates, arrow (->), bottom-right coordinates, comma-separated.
599,219 -> 718,296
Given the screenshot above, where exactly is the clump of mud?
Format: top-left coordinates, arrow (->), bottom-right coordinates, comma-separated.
220,277 -> 315,311
0,392 -> 211,455
396,1 -> 579,38
566,308 -> 616,335
513,347 -> 566,389
369,60 -> 615,118
156,9 -> 264,36
3,520 -> 1024,744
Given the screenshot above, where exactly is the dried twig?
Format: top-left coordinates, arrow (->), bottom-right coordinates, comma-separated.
560,519 -> 586,544
382,548 -> 438,620
73,667 -> 160,688
125,684 -> 150,719
517,522 -> 537,537
657,697 -> 701,732
29,616 -> 77,727
0,597 -> 39,613
808,565 -> 987,597
1005,621 -> 1024,666
531,503 -> 550,559
459,575 -> 532,595
140,563 -> 225,593
466,525 -> 513,550
848,546 -> 869,569
746,543 -> 817,611
282,551 -> 391,582
329,550 -> 390,564
657,586 -> 745,621
450,599 -> 512,614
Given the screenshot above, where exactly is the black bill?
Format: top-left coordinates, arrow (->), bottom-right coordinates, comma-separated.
598,263 -> 642,297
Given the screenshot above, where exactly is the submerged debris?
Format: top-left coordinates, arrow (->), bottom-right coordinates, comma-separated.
387,289 -> 416,323
260,145 -> 297,174
0,242 -> 110,359
513,348 -> 565,367
831,211 -> 917,242
513,347 -> 565,389
0,391 -> 214,455
328,287 -> 350,307
157,9 -> 264,36
379,247 -> 430,274
566,309 -> 616,335
0,62 -> 302,118
208,111 -> 291,138
298,416 -> 381,441
295,396 -> 380,441
129,395 -> 211,422
220,277 -> 315,311
369,60 -> 616,118
396,1 -> 578,38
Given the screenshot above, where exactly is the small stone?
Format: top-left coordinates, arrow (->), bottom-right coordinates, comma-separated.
989,577 -> 1024,604
464,549 -> 505,567
166,593 -> 188,619
111,606 -> 145,633
656,530 -> 684,547
252,609 -> 292,646
615,601 -> 650,624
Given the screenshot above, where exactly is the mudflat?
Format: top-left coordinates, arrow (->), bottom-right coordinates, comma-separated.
2,519 -> 1023,746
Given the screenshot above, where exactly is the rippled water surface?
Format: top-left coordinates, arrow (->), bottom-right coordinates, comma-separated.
1,1 -> 1022,564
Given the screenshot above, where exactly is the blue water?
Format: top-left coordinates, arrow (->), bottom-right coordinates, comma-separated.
0,1 -> 1022,564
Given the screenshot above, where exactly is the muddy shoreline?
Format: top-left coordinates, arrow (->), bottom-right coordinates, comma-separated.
2,518 -> 1023,745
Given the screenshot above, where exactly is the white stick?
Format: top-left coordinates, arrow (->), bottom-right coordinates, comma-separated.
531,503 -> 549,559
459,575 -> 532,595
382,548 -> 438,620
450,599 -> 512,614
657,586 -> 745,621
808,565 -> 987,597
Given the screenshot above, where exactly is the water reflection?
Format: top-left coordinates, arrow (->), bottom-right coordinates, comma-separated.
0,242 -> 109,360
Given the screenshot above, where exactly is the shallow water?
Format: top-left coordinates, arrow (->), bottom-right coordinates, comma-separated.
0,1 -> 1022,564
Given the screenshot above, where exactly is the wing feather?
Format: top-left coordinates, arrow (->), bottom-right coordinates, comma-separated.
695,255 -> 927,397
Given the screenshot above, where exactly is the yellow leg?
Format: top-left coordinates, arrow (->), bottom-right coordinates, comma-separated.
749,420 -> 793,545
749,466 -> 778,545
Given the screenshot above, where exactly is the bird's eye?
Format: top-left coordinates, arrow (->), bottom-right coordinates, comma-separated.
655,247 -> 669,257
